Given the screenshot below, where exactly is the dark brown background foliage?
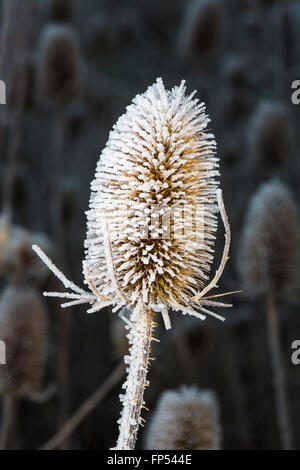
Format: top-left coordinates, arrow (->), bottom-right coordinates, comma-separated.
0,0 -> 300,450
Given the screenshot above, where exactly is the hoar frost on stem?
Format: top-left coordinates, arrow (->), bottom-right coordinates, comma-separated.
32,78 -> 238,449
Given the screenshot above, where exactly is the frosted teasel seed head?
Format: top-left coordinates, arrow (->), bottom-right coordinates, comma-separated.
238,180 -> 300,300
144,386 -> 221,450
0,285 -> 47,398
32,78 -> 236,329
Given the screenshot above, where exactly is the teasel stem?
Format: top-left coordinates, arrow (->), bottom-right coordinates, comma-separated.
0,394 -> 15,450
266,292 -> 292,450
114,306 -> 155,450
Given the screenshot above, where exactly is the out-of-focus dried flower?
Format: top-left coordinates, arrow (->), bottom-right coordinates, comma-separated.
0,285 -> 47,398
249,102 -> 293,168
145,386 -> 221,450
47,0 -> 73,22
178,0 -> 221,59
36,24 -> 81,104
239,180 -> 300,299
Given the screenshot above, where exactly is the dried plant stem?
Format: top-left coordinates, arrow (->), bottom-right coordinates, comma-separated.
0,394 -> 15,450
115,308 -> 155,450
40,362 -> 125,450
266,293 -> 292,450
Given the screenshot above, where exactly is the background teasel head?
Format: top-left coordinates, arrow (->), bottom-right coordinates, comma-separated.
0,285 -> 47,398
0,221 -> 54,286
238,179 -> 300,300
36,23 -> 82,104
144,386 -> 221,450
178,0 -> 222,60
248,102 -> 293,169
33,77 -> 233,327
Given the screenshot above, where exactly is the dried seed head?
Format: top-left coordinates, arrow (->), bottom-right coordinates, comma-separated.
84,78 -> 219,310
249,102 -> 293,168
145,386 -> 221,450
178,0 -> 221,59
239,180 -> 300,299
36,24 -> 81,104
47,0 -> 73,22
0,285 -> 47,398
33,78 -> 232,327
0,224 -> 53,285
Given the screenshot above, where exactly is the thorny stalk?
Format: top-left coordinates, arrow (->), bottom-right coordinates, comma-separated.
114,307 -> 156,450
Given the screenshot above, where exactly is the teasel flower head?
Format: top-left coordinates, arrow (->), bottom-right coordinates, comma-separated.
0,285 -> 47,398
145,386 -> 221,450
36,24 -> 81,104
46,0 -> 73,22
33,77 -> 235,328
32,78 -> 236,450
239,180 -> 300,300
249,102 -> 293,168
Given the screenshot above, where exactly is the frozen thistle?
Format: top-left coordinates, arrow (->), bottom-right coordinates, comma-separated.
145,386 -> 221,450
33,78 -> 236,449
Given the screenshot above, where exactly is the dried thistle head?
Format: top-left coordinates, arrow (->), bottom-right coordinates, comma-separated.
33,78 -> 235,328
36,24 -> 81,104
0,285 -> 47,398
46,0 -> 73,22
249,102 -> 293,168
145,386 -> 221,450
239,180 -> 300,299
0,224 -> 53,285
178,0 -> 221,59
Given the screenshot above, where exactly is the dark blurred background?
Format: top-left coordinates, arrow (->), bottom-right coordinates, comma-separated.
0,0 -> 300,450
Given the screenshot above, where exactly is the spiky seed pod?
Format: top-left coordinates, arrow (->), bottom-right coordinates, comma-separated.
84,78 -> 220,315
239,180 -> 300,299
178,0 -> 221,59
249,102 -> 293,168
0,285 -> 47,398
36,24 -> 81,104
33,78 -> 233,450
47,0 -> 72,22
145,386 -> 221,450
0,225 -> 53,285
